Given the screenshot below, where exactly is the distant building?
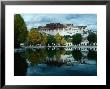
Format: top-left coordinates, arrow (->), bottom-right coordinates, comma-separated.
38,23 -> 88,36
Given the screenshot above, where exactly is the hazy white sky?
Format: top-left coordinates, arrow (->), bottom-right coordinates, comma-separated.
21,14 -> 97,31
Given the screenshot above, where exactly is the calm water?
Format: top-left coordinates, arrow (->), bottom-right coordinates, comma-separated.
14,47 -> 97,76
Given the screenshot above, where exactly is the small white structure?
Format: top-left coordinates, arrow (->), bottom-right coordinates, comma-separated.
93,42 -> 97,46
81,40 -> 89,46
20,43 -> 24,47
66,42 -> 73,46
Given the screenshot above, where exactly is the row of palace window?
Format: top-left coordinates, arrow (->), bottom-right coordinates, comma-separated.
41,29 -> 82,32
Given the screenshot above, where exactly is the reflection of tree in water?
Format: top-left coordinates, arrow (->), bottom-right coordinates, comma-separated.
24,48 -> 66,66
23,48 -> 97,66
65,51 -> 72,55
87,50 -> 97,60
46,48 -> 56,58
45,48 -> 66,66
81,56 -> 88,64
46,48 -> 65,59
72,49 -> 97,64
24,48 -> 47,66
72,50 -> 82,61
14,53 -> 28,76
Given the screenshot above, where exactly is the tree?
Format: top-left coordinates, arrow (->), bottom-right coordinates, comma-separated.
55,33 -> 62,44
87,32 -> 97,45
60,37 -> 66,46
64,35 -> 72,42
47,35 -> 56,46
41,33 -> 48,45
55,33 -> 66,46
14,14 -> 28,48
27,28 -> 42,45
72,34 -> 82,45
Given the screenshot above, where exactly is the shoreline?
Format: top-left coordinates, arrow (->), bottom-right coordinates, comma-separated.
14,45 -> 97,53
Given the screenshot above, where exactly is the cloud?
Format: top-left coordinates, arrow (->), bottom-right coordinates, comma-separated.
21,14 -> 97,30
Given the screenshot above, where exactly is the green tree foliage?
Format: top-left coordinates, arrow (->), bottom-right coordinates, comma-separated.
87,32 -> 97,45
64,35 -> 72,42
60,37 -> 66,46
55,33 -> 62,44
55,33 -> 66,46
41,33 -> 48,45
14,14 -> 28,48
28,28 -> 42,45
72,34 -> 82,45
47,35 -> 56,46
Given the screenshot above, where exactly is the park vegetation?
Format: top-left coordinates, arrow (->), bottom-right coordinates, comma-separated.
72,34 -> 82,45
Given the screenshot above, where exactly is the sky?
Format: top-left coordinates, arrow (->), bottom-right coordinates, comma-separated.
21,14 -> 97,31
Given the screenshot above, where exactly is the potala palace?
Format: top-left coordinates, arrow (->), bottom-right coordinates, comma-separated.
38,23 -> 97,46
39,23 -> 86,36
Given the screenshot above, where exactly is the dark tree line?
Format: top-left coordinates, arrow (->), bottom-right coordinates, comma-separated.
14,14 -> 28,48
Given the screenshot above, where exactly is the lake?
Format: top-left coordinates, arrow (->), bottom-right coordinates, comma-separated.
14,47 -> 97,76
